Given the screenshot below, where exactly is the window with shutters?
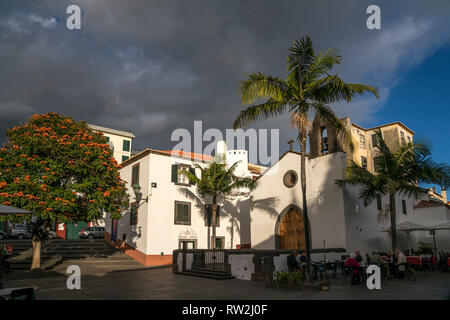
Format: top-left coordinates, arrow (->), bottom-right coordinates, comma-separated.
373,156 -> 384,172
123,139 -> 130,152
400,131 -> 406,145
171,164 -> 195,186
205,204 -> 220,227
371,133 -> 379,148
174,201 -> 191,225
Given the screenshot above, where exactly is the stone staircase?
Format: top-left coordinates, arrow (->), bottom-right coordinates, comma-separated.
0,239 -> 142,270
176,267 -> 235,280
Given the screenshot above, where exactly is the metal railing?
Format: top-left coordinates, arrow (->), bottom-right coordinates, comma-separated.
192,249 -> 226,271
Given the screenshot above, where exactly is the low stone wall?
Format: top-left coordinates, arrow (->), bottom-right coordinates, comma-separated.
173,248 -> 346,281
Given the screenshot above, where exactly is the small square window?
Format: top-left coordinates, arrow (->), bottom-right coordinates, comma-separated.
122,155 -> 129,162
104,136 -> 110,143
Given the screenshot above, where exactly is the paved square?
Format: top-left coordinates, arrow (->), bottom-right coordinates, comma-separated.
2,266 -> 450,300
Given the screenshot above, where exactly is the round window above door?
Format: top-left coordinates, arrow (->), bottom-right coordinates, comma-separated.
283,170 -> 298,188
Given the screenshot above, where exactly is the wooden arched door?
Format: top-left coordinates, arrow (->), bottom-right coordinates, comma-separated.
279,208 -> 306,250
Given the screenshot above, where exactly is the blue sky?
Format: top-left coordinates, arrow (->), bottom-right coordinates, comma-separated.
370,44 -> 450,192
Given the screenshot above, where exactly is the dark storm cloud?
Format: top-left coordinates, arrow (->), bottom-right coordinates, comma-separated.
0,0 -> 449,153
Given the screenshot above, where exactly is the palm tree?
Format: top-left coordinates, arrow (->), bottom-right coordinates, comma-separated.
336,130 -> 450,251
233,35 -> 379,274
182,161 -> 255,249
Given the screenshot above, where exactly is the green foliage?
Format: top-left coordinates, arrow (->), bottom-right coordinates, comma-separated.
336,130 -> 450,250
416,242 -> 434,254
336,130 -> 450,206
0,113 -> 129,227
182,161 -> 255,203
273,270 -> 304,284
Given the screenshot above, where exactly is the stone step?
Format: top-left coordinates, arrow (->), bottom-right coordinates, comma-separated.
175,270 -> 235,280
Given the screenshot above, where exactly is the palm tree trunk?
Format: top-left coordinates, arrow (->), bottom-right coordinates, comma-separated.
211,202 -> 217,250
300,127 -> 312,277
389,193 -> 397,252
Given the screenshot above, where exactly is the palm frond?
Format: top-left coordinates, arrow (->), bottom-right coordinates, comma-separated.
307,48 -> 342,82
287,35 -> 315,90
233,99 -> 288,129
239,72 -> 289,105
306,75 -> 379,103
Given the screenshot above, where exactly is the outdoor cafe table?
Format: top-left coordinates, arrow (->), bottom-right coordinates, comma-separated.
406,256 -> 421,267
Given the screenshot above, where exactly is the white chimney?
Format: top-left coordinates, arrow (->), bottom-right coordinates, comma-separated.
215,140 -> 227,163
442,188 -> 447,203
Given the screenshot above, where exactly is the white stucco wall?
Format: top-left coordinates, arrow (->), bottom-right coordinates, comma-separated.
250,151 -> 348,251
228,254 -> 255,280
107,151 -> 252,257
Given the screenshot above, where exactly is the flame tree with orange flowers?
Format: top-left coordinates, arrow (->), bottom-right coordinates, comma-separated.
0,113 -> 129,270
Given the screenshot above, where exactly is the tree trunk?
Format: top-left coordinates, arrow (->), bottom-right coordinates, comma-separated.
211,202 -> 217,250
389,193 -> 397,252
300,127 -> 312,278
31,237 -> 41,271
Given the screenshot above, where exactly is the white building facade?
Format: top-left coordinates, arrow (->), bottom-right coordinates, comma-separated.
104,145 -> 263,266
88,124 -> 135,164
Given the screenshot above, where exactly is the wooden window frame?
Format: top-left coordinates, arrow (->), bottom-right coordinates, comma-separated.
174,201 -> 191,225
123,139 -> 130,152
175,164 -> 192,186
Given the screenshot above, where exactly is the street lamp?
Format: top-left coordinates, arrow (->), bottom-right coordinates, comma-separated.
132,183 -> 148,208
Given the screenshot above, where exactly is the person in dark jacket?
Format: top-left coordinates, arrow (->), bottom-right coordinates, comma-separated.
287,251 -> 299,272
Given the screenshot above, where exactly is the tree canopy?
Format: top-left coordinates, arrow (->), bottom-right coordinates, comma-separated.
0,112 -> 128,226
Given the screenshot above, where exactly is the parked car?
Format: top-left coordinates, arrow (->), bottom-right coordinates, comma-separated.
0,230 -> 6,240
48,230 -> 57,239
9,225 -> 33,240
79,227 -> 105,239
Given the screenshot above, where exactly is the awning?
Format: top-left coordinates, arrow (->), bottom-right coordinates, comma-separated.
381,221 -> 431,232
430,221 -> 450,230
0,204 -> 32,216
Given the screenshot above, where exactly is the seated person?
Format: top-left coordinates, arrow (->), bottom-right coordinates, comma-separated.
354,249 -> 363,264
345,252 -> 362,284
386,250 -> 397,278
287,251 -> 299,272
299,251 -> 307,265
370,250 -> 382,264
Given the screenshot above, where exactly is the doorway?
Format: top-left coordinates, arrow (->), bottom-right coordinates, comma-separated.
276,205 -> 307,250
